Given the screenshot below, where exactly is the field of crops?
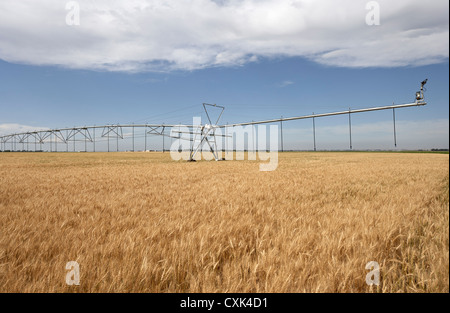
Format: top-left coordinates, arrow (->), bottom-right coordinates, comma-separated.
0,152 -> 448,292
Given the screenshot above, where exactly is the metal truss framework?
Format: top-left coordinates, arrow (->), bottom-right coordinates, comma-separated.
0,81 -> 429,160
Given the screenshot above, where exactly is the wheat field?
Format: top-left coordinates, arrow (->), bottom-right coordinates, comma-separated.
0,151 -> 448,293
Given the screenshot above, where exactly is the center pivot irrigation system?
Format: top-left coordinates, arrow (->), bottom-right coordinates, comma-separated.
0,80 -> 428,160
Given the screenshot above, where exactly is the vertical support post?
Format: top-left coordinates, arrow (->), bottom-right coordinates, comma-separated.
162,126 -> 165,153
144,125 -> 147,152
107,127 -> 110,152
225,122 -> 228,154
280,116 -> 284,153
312,113 -> 316,152
170,127 -> 173,154
252,121 -> 255,153
50,132 -> 52,152
85,128 -> 87,152
116,127 -> 119,152
132,124 -> 135,152
348,108 -> 353,150
93,127 -> 96,152
66,130 -> 69,152
55,132 -> 58,152
393,107 -> 397,147
73,130 -> 76,152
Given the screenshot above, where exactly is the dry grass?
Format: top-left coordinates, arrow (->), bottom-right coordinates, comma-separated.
0,152 -> 448,293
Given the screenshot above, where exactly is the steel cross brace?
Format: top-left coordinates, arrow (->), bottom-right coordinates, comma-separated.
101,126 -> 123,139
67,128 -> 93,142
147,126 -> 165,135
189,103 -> 225,161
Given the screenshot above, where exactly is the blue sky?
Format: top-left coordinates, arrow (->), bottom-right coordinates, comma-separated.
0,0 -> 448,150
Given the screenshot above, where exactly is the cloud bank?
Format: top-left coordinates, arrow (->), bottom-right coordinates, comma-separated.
0,0 -> 448,72
0,123 -> 48,135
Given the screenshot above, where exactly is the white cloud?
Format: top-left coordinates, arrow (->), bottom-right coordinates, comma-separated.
279,80 -> 294,87
0,123 -> 48,136
0,0 -> 448,72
